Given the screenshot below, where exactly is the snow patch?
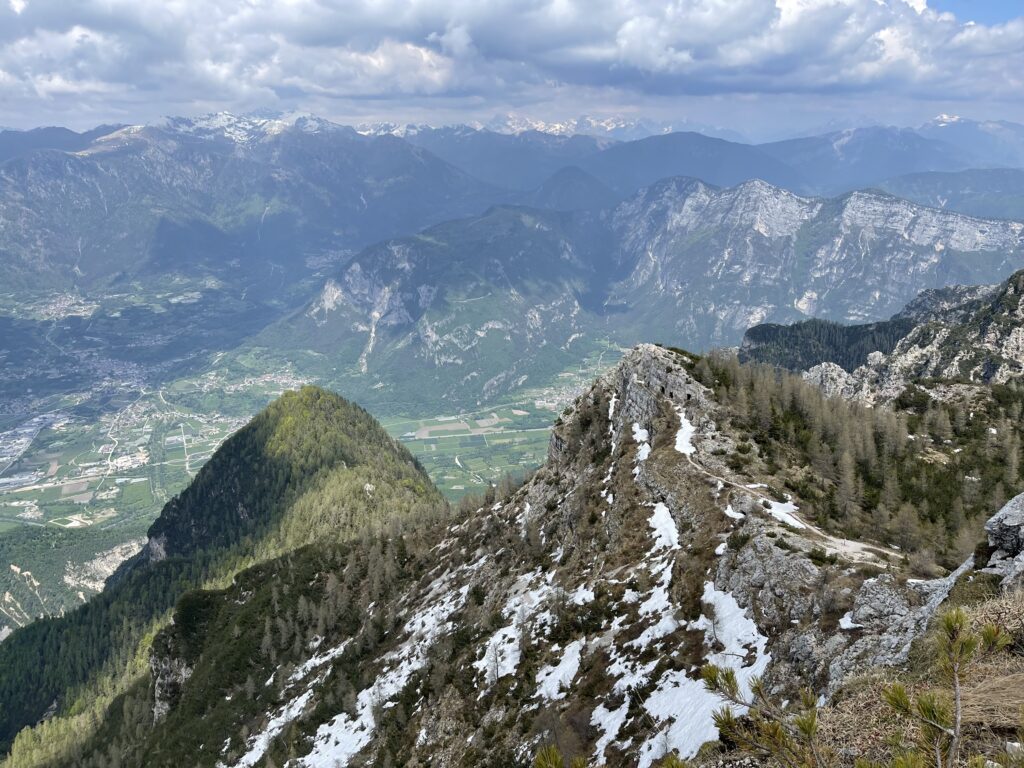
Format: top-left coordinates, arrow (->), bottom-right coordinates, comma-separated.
839,612 -> 863,630
648,503 -> 679,550
571,585 -> 595,605
536,638 -> 585,701
633,422 -> 651,474
764,498 -> 806,529
473,570 -> 555,687
608,393 -> 619,450
629,559 -> 679,647
592,700 -> 631,763
233,690 -> 314,767
298,573 -> 470,767
724,504 -> 745,520
674,407 -> 696,456
636,582 -> 770,766
288,640 -> 351,686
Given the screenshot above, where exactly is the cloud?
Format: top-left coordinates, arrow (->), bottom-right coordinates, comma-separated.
0,0 -> 1021,130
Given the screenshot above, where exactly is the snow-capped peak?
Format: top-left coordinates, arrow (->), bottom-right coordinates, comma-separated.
354,122 -> 429,138
482,112 -> 674,140
154,112 -> 343,144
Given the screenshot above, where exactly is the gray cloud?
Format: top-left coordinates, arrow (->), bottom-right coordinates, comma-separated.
0,0 -> 1022,131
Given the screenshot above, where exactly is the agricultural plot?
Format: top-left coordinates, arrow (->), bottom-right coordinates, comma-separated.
0,323 -> 618,630
0,382 -> 255,630
385,403 -> 559,497
406,429 -> 552,497
379,348 -> 619,497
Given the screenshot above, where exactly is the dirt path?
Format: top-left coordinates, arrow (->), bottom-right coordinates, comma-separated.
677,415 -> 899,565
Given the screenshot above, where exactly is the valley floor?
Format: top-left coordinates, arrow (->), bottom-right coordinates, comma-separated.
0,333 -> 617,633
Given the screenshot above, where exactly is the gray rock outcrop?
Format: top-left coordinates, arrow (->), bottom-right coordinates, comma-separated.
150,652 -> 193,723
984,493 -> 1024,588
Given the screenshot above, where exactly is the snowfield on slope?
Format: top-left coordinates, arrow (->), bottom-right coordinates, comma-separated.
674,406 -> 696,456
298,568 -> 473,767
637,581 -> 771,767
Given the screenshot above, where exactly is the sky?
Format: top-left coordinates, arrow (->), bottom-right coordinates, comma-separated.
1,0 -> 1022,138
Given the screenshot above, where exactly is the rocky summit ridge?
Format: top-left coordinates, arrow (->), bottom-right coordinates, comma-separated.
801,270 -> 1024,403
131,345 -> 1019,768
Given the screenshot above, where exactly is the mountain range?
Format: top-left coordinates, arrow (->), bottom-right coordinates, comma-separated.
0,115 -> 511,292
6,111 -> 1024,419
4,111 -> 1023,299
5,110 -> 1024,649
917,114 -> 1024,168
359,113 -> 748,143
255,176 -> 1024,411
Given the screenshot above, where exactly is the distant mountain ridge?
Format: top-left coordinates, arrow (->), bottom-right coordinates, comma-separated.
356,112 -> 746,141
741,269 -> 1024,402
759,125 -> 977,195
3,112 -> 1020,294
878,168 -> 1024,221
253,175 -> 1024,412
0,115 -> 513,292
917,114 -> 1024,168
0,124 -> 123,164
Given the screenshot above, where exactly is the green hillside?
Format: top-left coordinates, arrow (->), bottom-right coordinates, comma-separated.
0,386 -> 444,761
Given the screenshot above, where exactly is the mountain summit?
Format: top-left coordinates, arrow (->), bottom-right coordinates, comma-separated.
0,385 -> 443,755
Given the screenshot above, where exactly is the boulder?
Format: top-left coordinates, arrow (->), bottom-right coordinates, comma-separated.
984,493 -> 1024,589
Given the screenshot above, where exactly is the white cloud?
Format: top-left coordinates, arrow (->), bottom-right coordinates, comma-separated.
0,0 -> 1021,129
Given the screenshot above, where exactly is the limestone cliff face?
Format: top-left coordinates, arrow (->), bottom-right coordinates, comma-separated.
149,651 -> 193,724
608,181 -> 1024,347
802,271 -> 1024,404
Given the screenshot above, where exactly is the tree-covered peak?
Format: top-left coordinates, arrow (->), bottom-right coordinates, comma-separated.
0,386 -> 443,755
146,385 -> 435,561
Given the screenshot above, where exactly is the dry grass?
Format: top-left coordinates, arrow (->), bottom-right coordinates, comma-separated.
961,588 -> 1024,730
817,589 -> 1024,764
964,587 -> 1024,640
817,674 -> 917,763
962,665 -> 1024,729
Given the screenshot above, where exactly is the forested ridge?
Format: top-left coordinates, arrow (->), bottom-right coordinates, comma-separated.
739,317 -> 915,372
20,517 -> 457,768
741,270 -> 1024,385
0,386 -> 444,759
684,350 -> 1024,568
